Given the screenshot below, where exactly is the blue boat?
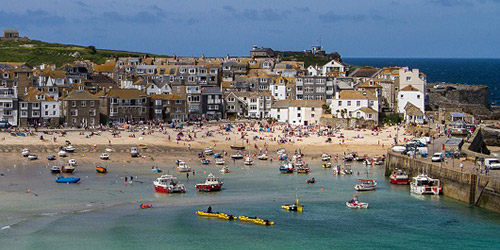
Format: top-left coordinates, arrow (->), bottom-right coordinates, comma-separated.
213,153 -> 221,158
201,159 -> 211,165
56,175 -> 80,183
279,155 -> 288,161
279,163 -> 294,174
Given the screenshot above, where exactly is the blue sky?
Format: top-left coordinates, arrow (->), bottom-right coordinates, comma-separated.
1,0 -> 500,58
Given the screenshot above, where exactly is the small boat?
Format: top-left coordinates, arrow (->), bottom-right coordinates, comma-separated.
58,150 -> 67,157
306,177 -> 316,184
390,169 -> 410,185
238,215 -> 274,226
294,160 -> 306,168
105,148 -> 113,153
56,175 -> 80,183
257,154 -> 268,160
321,153 -> 331,161
50,166 -> 61,174
100,153 -> 110,160
140,203 -> 153,209
231,145 -> 245,150
354,179 -> 377,191
153,174 -> 186,193
201,158 -> 211,165
296,166 -> 310,174
213,153 -> 222,158
410,174 -> 441,195
220,166 -> 231,174
218,212 -> 237,220
346,195 -> 369,209
21,148 -> 30,157
152,166 -> 162,173
282,199 -> 303,212
64,145 -> 75,152
322,162 -> 332,168
215,158 -> 225,165
278,154 -> 288,161
204,147 -> 214,155
195,173 -> 223,192
46,154 -> 56,161
343,165 -> 353,175
96,166 -> 107,173
392,146 -> 406,153
230,152 -> 244,159
176,162 -> 191,172
67,159 -> 77,166
279,162 -> 294,174
27,154 -> 38,160
130,147 -> 139,157
62,164 -> 75,173
355,155 -> 367,162
175,159 -> 185,166
244,157 -> 254,165
197,211 -> 220,218
277,148 -> 286,155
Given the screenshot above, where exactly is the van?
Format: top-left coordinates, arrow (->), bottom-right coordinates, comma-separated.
484,158 -> 500,170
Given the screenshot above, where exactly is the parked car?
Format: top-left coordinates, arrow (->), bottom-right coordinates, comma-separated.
433,85 -> 445,89
484,158 -> 500,170
431,153 -> 444,162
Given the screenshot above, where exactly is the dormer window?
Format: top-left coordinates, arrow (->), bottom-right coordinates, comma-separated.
36,95 -> 45,100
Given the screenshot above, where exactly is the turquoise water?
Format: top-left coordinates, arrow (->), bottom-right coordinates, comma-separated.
1,159 -> 500,249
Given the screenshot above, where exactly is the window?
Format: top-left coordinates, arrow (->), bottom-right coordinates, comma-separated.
90,101 -> 95,107
45,105 -> 48,109
338,101 -> 342,106
277,115 -> 280,119
297,113 -> 301,118
188,76 -> 195,82
356,101 -> 360,106
141,107 -> 146,113
417,95 -> 421,99
21,110 -> 28,117
111,98 -> 118,104
406,77 -> 411,81
297,107 -> 301,111
348,111 -> 352,117
228,97 -> 235,102
72,101 -> 77,107
347,101 -> 351,106
89,109 -> 96,116
155,109 -> 162,114
45,111 -> 49,116
14,73 -> 18,78
70,109 -> 78,116
368,114 -> 372,119
72,118 -> 77,124
110,107 -> 118,114
311,114 -> 315,118
81,101 -> 86,107
21,103 -> 28,109
32,111 -> 39,117
90,118 -> 95,126
33,103 -> 39,109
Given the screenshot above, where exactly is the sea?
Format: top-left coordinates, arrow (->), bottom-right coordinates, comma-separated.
343,58 -> 500,105
1,159 -> 500,249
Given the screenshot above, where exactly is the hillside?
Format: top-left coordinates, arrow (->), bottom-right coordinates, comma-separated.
277,50 -> 342,67
0,40 -> 167,66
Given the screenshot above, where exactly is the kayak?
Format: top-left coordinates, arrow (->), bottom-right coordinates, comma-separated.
56,175 -> 80,183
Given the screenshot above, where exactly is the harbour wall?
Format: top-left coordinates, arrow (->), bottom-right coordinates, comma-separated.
385,152 -> 500,213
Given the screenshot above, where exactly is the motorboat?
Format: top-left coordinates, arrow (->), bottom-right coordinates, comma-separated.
195,173 -> 223,192
282,199 -> 303,212
343,165 -> 353,175
96,166 -> 107,173
140,203 -> 153,209
244,157 -> 254,165
321,153 -> 331,161
201,158 -> 211,165
130,147 -> 139,157
27,154 -> 38,160
21,148 -> 30,157
230,145 -> 245,150
220,166 -> 231,174
213,153 -> 222,158
204,147 -> 214,155
355,155 -> 367,162
50,166 -> 61,174
296,166 -> 310,174
215,158 -> 225,165
306,177 -> 316,184
153,174 -> 186,193
279,162 -> 294,174
257,154 -> 268,160
56,175 -> 80,183
58,150 -> 68,157
152,166 -> 162,173
392,146 -> 406,153
390,169 -> 410,185
46,154 -> 56,161
343,153 -> 354,161
64,145 -> 75,152
277,148 -> 286,155
67,159 -> 77,166
346,195 -> 369,209
176,162 -> 191,172
175,159 -> 185,166
100,153 -> 110,160
354,179 -> 377,191
62,164 -> 75,173
410,174 -> 441,195
322,162 -> 332,168
230,152 -> 244,159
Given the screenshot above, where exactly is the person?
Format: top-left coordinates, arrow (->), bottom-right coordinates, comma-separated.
130,176 -> 134,181
207,206 -> 212,213
193,170 -> 195,176
186,172 -> 189,179
124,176 -> 128,183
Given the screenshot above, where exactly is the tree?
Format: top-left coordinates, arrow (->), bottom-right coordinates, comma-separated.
88,45 -> 97,54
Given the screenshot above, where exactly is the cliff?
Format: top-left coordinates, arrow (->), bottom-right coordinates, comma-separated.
427,83 -> 492,118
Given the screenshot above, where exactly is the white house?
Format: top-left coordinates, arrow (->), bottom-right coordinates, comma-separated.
247,92 -> 273,119
397,85 -> 425,123
330,90 -> 379,123
398,67 -> 426,93
307,60 -> 347,77
270,100 -> 323,125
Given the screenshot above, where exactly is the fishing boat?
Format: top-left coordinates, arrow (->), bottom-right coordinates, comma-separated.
322,162 -> 332,168
230,145 -> 245,150
279,162 -> 294,174
390,169 -> 410,184
306,177 -> 316,184
130,147 -> 139,157
100,153 -> 110,160
50,166 -> 61,174
257,154 -> 268,160
296,166 -> 310,174
105,148 -> 113,153
353,179 -> 377,191
201,158 -> 211,165
364,158 -> 372,165
321,153 -> 331,161
294,160 -> 306,168
410,174 -> 441,195
220,166 -> 231,174
230,152 -> 244,159
215,158 -> 225,165
58,150 -> 68,157
27,154 -> 38,160
346,195 -> 369,209
67,159 -> 77,166
21,148 -> 30,157
56,175 -> 80,183
195,173 -> 223,192
175,159 -> 185,166
46,154 -> 56,161
62,164 -> 75,173
64,145 -> 75,152
95,166 -> 107,173
204,147 -> 214,155
213,153 -> 222,158
176,162 -> 191,172
153,175 -> 186,193
282,198 -> 303,212
244,157 -> 254,165
152,166 -> 162,173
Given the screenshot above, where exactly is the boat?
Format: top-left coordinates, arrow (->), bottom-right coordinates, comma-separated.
257,154 -> 268,160
100,153 -> 110,160
62,164 -> 75,173
153,175 -> 186,193
58,150 -> 67,157
343,165 -> 353,175
306,177 -> 316,184
230,145 -> 245,150
201,158 -> 211,165
364,158 -> 372,165
282,198 -> 303,212
213,153 -> 222,158
204,147 -> 214,155
140,203 -> 153,209
218,212 -> 237,220
390,169 -> 410,185
67,159 -> 77,166
321,153 -> 331,161
354,179 -> 377,191
27,154 -> 38,160
50,166 -> 61,174
105,148 -> 113,153
175,159 -> 185,166
230,152 -> 244,159
130,147 -> 139,157
294,160 -> 306,168
21,148 -> 30,157
195,173 -> 223,192
215,158 -> 225,165
196,211 -> 220,218
177,162 -> 191,172
410,174 -> 441,195
244,157 -> 254,165
64,145 -> 75,152
46,154 -> 56,161
346,195 -> 369,209
355,155 -> 367,162
277,148 -> 286,155
220,166 -> 231,174
296,166 -> 310,174
96,166 -> 107,173
56,175 -> 80,183
322,162 -> 332,168
343,155 -> 354,161
279,162 -> 294,174
238,215 -> 274,226
278,154 -> 288,161
392,146 -> 406,153
152,166 -> 162,173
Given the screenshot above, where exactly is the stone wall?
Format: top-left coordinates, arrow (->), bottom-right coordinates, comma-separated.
320,117 -> 377,128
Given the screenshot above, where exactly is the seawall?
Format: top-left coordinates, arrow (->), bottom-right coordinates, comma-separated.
385,152 -> 500,213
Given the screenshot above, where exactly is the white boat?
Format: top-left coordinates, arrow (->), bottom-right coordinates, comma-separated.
100,153 -> 110,160
343,165 -> 353,175
176,162 -> 191,172
21,148 -> 30,157
392,146 -> 406,153
58,150 -> 68,157
230,152 -> 244,159
257,154 -> 268,160
175,159 -> 185,166
321,153 -> 331,161
64,145 -> 75,152
215,158 -> 225,165
277,148 -> 286,155
410,174 -> 441,195
353,179 -> 377,191
154,175 -> 186,193
105,148 -> 113,153
27,154 -> 38,160
220,166 -> 231,174
244,157 -> 254,165
346,195 -> 369,209
204,147 -> 214,155
67,159 -> 77,166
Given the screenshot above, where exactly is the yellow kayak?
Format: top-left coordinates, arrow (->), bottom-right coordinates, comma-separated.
282,204 -> 303,212
322,163 -> 332,168
196,211 -> 220,217
239,215 -> 274,226
218,212 -> 237,220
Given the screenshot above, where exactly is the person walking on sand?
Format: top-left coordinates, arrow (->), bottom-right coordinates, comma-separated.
186,173 -> 189,179
124,176 -> 128,183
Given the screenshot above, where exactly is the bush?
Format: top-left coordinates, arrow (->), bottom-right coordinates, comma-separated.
382,114 -> 402,125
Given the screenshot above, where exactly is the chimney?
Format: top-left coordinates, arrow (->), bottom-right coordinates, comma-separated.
335,91 -> 339,99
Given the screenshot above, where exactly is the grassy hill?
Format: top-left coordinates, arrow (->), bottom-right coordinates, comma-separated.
277,51 -> 342,67
0,40 -> 167,66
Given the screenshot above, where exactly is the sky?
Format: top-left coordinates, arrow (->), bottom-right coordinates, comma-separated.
1,0 -> 500,58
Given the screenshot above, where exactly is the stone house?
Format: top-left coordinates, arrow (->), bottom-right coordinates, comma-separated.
62,90 -> 100,127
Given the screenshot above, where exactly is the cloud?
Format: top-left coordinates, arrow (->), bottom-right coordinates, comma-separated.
0,9 -> 66,27
97,9 -> 164,23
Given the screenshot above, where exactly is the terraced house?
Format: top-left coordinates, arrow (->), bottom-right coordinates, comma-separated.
62,90 -> 100,127
103,89 -> 149,124
150,94 -> 187,122
18,88 -> 59,127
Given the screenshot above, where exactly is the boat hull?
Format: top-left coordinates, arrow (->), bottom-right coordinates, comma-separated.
195,184 -> 223,192
154,185 -> 185,193
390,177 -> 409,184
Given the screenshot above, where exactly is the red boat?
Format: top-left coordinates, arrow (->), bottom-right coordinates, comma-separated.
154,175 -> 186,193
390,169 -> 410,185
195,173 -> 223,192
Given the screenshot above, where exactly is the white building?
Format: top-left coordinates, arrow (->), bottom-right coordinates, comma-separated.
397,85 -> 425,124
247,92 -> 273,119
307,60 -> 347,77
270,100 -> 323,125
330,90 -> 379,123
398,67 -> 426,93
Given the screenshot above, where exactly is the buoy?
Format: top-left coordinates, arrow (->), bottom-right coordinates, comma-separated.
82,154 -> 85,157
27,189 -> 31,193
320,188 -> 324,192
203,171 -> 206,174
119,190 -> 122,192
93,144 -> 97,148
